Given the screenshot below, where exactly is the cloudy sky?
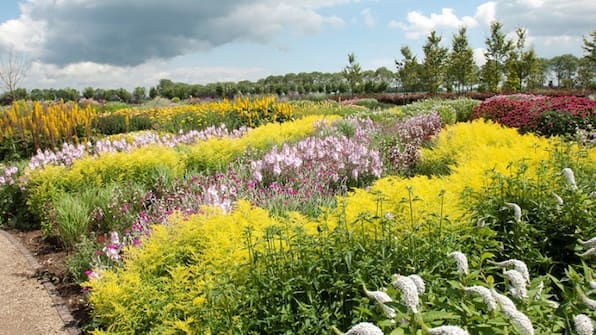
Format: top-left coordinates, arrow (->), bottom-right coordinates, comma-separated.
0,0 -> 594,90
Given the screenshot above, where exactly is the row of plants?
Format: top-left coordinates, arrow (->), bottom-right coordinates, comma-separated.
0,96 -> 296,161
84,119 -> 595,334
99,96 -> 295,134
471,94 -> 596,137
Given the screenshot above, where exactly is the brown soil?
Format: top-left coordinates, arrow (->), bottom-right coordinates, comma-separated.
8,229 -> 91,331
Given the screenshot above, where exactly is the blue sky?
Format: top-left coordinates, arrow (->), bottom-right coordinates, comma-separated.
0,0 -> 594,90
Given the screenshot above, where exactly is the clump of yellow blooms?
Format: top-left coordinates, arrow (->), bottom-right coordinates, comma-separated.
111,96 -> 294,130
332,119 -> 595,234
0,100 -> 95,154
86,201 -> 315,334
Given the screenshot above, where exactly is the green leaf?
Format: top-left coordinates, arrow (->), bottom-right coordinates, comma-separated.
422,310 -> 460,322
389,328 -> 405,335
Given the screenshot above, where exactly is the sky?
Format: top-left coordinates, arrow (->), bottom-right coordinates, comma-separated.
0,0 -> 594,91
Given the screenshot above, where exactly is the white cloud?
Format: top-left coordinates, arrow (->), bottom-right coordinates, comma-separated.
474,2 -> 496,26
361,8 -> 376,27
23,60 -> 265,90
0,0 -> 346,66
493,0 -> 595,57
389,7 -> 479,39
473,48 -> 487,66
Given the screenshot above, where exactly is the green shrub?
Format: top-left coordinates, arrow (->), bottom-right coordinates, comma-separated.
400,98 -> 480,124
354,98 -> 381,110
51,193 -> 91,249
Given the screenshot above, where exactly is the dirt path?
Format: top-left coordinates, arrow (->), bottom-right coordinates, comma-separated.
0,230 -> 80,335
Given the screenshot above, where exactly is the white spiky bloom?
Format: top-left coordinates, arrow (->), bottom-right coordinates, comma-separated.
426,325 -> 470,335
492,259 -> 530,283
491,289 -> 517,312
580,291 -> 596,310
504,309 -> 534,335
590,281 -> 596,290
344,322 -> 384,335
448,251 -> 469,275
545,300 -> 560,309
504,202 -> 522,222
580,247 -> 596,258
407,274 -> 426,294
392,274 -> 420,313
552,192 -> 563,209
574,314 -> 594,335
505,270 -> 528,299
534,281 -> 544,300
562,168 -> 578,190
364,288 -> 396,318
464,286 -> 497,311
580,237 -> 596,249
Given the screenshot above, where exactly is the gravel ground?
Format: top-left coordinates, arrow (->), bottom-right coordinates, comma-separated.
0,230 -> 76,335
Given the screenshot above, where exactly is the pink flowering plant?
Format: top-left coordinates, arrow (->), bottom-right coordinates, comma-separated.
471,95 -> 596,136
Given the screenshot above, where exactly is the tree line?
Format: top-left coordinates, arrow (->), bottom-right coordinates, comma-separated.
1,22 -> 595,104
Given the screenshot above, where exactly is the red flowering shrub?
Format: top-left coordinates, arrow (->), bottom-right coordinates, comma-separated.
471,94 -> 596,136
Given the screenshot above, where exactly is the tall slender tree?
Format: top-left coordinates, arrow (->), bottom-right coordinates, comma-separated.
503,27 -> 539,92
447,27 -> 476,93
343,52 -> 363,95
480,21 -> 513,92
421,31 -> 448,94
549,54 -> 579,88
395,46 -> 421,92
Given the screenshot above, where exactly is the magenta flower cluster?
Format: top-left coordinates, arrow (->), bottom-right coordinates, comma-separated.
385,111 -> 442,173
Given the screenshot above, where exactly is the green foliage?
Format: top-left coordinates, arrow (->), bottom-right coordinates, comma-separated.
93,113 -> 153,135
67,235 -> 101,283
353,98 -> 381,110
463,144 -> 595,277
51,193 -> 91,249
400,98 -> 480,124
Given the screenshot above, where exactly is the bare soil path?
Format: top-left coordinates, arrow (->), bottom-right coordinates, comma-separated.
0,230 -> 80,335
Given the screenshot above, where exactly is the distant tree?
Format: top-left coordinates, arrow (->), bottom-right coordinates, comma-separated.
526,57 -> 549,89
157,79 -> 175,98
582,29 -> 596,64
578,30 -> 596,89
503,27 -> 539,92
481,21 -> 513,92
549,54 -> 579,88
93,88 -> 106,101
447,27 -> 476,93
0,47 -> 29,102
421,30 -> 448,94
343,52 -> 363,95
395,46 -> 421,92
82,86 -> 95,99
30,88 -> 44,101
132,87 -> 146,103
149,86 -> 158,99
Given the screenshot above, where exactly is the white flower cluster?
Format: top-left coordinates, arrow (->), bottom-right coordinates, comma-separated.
574,314 -> 594,335
448,251 -> 469,275
491,289 -> 534,335
343,322 -> 383,335
364,288 -> 396,319
392,274 -> 421,313
504,202 -> 522,223
426,325 -> 469,335
562,167 -> 578,190
580,236 -> 596,258
464,286 -> 497,311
